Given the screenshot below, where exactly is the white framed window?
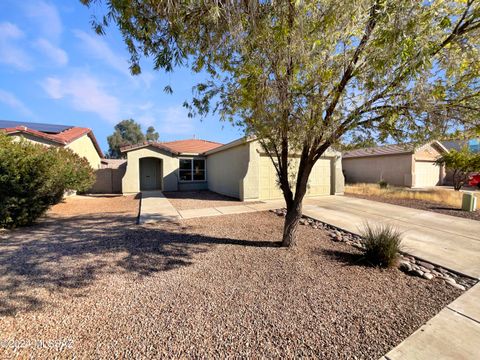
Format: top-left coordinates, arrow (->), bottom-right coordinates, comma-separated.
179,158 -> 206,181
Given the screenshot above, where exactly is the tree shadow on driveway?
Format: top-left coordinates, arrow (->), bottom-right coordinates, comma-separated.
0,213 -> 279,316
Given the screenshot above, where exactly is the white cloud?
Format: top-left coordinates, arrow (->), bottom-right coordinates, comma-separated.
34,38 -> 68,66
158,106 -> 195,135
73,30 -> 130,76
0,22 -> 32,70
73,29 -> 155,87
0,89 -> 33,116
42,77 -> 62,99
41,72 -> 121,123
24,1 -> 62,40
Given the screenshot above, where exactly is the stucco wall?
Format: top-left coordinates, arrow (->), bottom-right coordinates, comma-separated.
343,154 -> 414,187
66,134 -> 102,169
122,146 -> 180,194
9,133 -> 58,147
207,140 -> 343,200
331,155 -> 345,194
90,166 -> 126,193
206,141 -> 251,199
412,144 -> 445,187
414,144 -> 443,161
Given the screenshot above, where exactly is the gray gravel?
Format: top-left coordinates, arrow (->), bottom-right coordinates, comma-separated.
0,203 -> 461,359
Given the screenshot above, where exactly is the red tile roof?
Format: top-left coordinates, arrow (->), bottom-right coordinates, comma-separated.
162,139 -> 223,153
121,139 -> 223,155
2,125 -> 104,158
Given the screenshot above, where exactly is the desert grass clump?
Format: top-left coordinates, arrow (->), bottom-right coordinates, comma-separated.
361,223 -> 402,267
378,180 -> 388,189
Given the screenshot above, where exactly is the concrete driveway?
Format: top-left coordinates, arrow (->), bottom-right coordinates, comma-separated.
303,196 -> 480,279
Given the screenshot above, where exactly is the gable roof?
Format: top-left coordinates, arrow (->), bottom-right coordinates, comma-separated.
343,141 -> 447,159
0,120 -> 104,158
121,139 -> 223,155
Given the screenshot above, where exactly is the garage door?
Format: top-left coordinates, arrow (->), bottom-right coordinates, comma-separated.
415,161 -> 440,188
259,156 -> 331,200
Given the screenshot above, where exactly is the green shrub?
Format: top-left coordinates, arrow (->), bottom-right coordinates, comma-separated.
361,223 -> 402,267
0,134 -> 95,228
378,180 -> 388,189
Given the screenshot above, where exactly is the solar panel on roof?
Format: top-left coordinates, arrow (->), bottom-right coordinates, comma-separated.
0,120 -> 73,134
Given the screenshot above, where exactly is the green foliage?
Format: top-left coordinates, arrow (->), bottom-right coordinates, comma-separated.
107,119 -> 145,158
107,119 -> 160,158
378,180 -> 388,189
361,223 -> 402,268
146,126 -> 159,142
0,134 -> 95,228
435,148 -> 480,190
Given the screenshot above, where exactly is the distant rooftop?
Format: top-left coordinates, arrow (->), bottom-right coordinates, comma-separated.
0,119 -> 103,158
0,119 -> 73,134
121,139 -> 224,155
343,143 -> 415,158
343,141 -> 447,159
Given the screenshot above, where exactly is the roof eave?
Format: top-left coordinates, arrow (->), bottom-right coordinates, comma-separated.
120,142 -> 179,155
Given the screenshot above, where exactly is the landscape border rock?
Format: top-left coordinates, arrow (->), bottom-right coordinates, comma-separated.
271,208 -> 477,291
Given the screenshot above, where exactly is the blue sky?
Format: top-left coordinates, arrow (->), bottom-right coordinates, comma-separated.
0,0 -> 243,152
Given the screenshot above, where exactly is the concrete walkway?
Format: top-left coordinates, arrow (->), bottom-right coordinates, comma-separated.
138,192 -> 285,223
302,196 -> 480,279
177,200 -> 284,219
138,191 -> 180,224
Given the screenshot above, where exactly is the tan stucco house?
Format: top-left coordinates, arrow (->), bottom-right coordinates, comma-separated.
121,137 -> 344,200
0,120 -> 103,168
342,141 -> 448,188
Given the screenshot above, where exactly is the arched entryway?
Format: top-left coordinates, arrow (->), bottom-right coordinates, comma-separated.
139,157 -> 163,191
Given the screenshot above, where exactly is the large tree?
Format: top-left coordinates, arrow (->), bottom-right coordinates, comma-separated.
146,126 -> 160,142
108,119 -> 160,158
83,0 -> 480,246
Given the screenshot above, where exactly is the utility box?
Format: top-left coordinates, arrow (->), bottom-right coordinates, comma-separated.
462,192 -> 477,212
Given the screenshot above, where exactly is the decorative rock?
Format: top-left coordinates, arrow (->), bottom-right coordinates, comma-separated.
417,261 -> 435,270
399,261 -> 412,273
423,273 -> 434,280
412,269 -> 424,278
450,283 -> 466,291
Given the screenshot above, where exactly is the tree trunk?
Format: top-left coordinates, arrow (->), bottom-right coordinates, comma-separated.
282,200 -> 302,247
279,146 -> 316,248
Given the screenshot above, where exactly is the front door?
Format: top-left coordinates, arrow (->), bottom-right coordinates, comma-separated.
140,158 -> 159,191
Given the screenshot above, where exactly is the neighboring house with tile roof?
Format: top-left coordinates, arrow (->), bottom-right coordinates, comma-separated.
342,141 -> 448,188
120,137 -> 344,200
0,120 -> 103,169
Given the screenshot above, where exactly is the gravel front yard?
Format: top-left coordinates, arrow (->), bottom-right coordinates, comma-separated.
48,194 -> 140,217
0,201 -> 461,358
346,193 -> 480,221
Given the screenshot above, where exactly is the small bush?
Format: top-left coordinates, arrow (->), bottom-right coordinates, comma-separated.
361,223 -> 402,267
0,134 -> 95,228
378,180 -> 388,189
